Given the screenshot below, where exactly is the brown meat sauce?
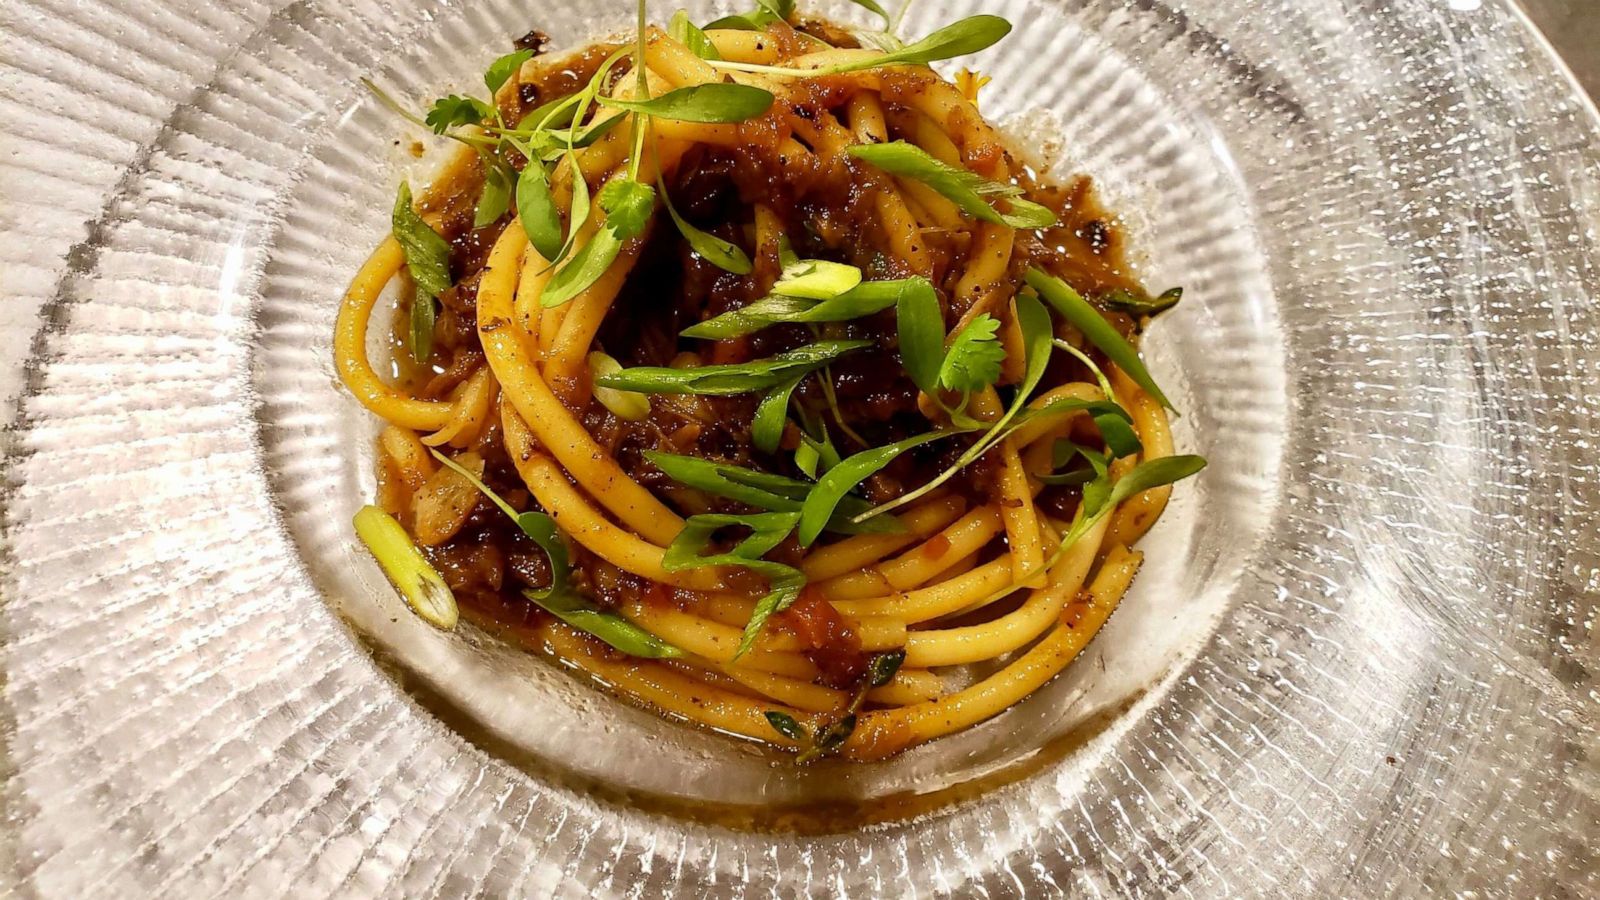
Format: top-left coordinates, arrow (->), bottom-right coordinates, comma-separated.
398,29 -> 1148,679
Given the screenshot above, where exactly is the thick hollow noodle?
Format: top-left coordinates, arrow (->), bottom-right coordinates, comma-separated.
335,20 -> 1177,761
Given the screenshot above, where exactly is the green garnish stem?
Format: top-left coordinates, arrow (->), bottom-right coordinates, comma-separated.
352,505 -> 459,629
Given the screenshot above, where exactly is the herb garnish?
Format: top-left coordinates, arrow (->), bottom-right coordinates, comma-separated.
657,163 -> 753,274
643,451 -> 893,534
859,291 -> 1057,521
669,10 -> 721,60
390,182 -> 453,364
895,279 -> 1004,424
705,0 -> 793,30
938,314 -> 1006,393
515,156 -> 564,261
430,450 -> 684,658
1054,341 -> 1142,458
1102,286 -> 1183,317
483,49 -> 536,95
1035,440 -> 1109,486
595,340 -> 871,395
843,0 -> 893,29
662,512 -> 807,656
1057,454 -> 1206,549
708,14 -> 1011,77
422,94 -> 495,133
599,83 -> 775,122
681,277 -> 918,340
848,141 -> 1056,229
797,429 -> 961,545
765,649 -> 905,760
368,5 -> 777,307
963,451 -> 1207,612
1025,267 -> 1175,409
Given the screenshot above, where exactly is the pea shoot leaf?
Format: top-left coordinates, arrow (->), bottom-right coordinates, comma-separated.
844,0 -> 893,27
669,10 -> 721,60
643,451 -> 892,534
661,512 -> 807,656
542,227 -> 623,307
599,83 -> 775,123
1056,455 -> 1207,549
391,182 -> 452,364
682,277 -> 918,340
709,14 -> 1011,76
484,49 -> 536,94
1026,267 -> 1174,409
475,159 -> 515,227
798,429 -> 962,546
429,449 -> 683,658
595,340 -> 871,395
894,277 -> 945,396
861,292 -> 1055,521
848,141 -> 1056,229
515,161 -> 564,262
705,0 -> 793,30
659,171 -> 752,274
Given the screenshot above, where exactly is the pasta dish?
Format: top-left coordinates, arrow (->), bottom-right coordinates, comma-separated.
335,0 -> 1203,762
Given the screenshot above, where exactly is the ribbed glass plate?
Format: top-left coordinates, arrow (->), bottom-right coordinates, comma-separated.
2,0 -> 1597,895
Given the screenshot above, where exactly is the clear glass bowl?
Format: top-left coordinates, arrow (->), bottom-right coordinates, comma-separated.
2,0 -> 1596,895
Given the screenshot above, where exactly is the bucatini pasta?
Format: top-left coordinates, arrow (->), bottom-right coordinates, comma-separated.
339,1 -> 1203,762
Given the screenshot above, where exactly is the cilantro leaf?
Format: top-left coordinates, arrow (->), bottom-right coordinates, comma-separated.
597,178 -> 657,241
937,313 -> 1005,392
391,182 -> 452,297
424,94 -> 494,133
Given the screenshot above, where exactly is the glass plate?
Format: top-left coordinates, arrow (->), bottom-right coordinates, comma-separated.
2,0 -> 1597,894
